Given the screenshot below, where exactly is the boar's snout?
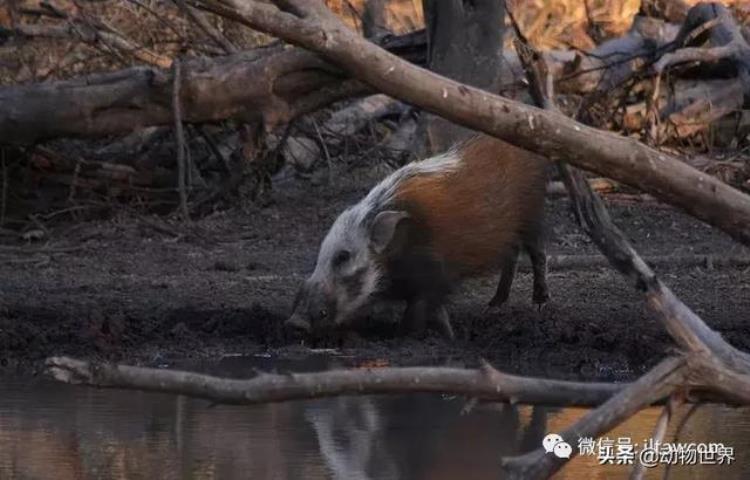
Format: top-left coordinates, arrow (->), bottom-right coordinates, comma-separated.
285,280 -> 336,338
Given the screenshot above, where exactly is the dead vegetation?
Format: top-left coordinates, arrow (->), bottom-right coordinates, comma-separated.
1,0 -> 749,237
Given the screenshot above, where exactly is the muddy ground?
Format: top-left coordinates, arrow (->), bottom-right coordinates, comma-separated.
1,170 -> 749,381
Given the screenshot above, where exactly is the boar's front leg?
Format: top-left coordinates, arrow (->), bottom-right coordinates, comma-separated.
402,296 -> 455,341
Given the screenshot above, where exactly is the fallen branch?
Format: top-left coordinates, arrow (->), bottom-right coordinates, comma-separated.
529,253 -> 750,272
656,43 -> 737,73
45,356 -> 622,407
0,30 -> 426,145
658,3 -> 750,82
641,4 -> 750,146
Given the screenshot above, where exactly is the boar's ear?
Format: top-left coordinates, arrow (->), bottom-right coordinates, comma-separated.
370,210 -> 409,253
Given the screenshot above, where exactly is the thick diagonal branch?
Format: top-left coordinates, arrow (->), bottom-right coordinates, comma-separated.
499,15 -> 750,478
502,357 -> 689,479
559,165 -> 750,369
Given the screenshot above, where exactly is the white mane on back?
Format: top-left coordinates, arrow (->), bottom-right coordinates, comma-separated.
352,147 -> 462,224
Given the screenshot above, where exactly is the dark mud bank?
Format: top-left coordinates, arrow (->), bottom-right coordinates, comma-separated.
2,181 -> 749,379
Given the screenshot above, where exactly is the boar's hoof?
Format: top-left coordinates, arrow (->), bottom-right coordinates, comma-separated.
284,314 -> 311,339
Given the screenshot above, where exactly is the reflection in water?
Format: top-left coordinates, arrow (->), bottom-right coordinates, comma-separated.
0,355 -> 747,479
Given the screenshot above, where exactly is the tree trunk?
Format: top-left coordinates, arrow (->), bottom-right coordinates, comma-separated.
418,0 -> 505,154
362,0 -> 389,39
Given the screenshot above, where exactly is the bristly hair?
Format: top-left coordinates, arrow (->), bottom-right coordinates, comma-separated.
344,138 -> 473,228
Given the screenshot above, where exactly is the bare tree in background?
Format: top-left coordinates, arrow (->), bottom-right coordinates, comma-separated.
418,0 -> 506,154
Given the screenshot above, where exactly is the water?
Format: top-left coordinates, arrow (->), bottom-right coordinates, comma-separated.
1,355 -> 748,479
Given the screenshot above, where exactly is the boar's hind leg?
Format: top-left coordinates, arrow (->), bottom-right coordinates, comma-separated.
487,244 -> 520,309
402,297 -> 455,341
524,234 -> 550,307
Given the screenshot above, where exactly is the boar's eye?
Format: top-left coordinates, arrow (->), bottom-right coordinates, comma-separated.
332,250 -> 351,268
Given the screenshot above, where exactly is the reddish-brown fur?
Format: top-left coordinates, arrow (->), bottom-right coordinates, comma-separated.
393,135 -> 548,278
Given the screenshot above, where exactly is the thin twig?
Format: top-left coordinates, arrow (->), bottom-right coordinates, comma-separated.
661,403 -> 702,480
172,58 -> 190,221
13,14 -> 172,67
124,0 -> 187,39
0,150 -> 6,228
311,118 -> 333,185
630,393 -> 683,480
648,72 -> 664,144
186,132 -> 194,190
174,0 -> 237,54
196,125 -> 232,174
